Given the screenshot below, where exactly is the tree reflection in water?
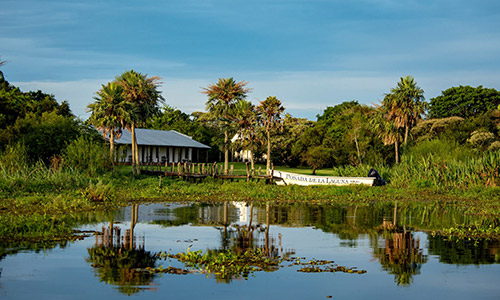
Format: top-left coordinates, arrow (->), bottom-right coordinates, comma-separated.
371,202 -> 427,285
206,202 -> 294,283
372,224 -> 427,285
86,204 -> 158,295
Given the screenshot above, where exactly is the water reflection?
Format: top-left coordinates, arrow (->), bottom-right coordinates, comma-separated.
86,204 -> 158,295
204,202 -> 293,283
372,227 -> 427,285
428,236 -> 500,265
79,201 -> 500,291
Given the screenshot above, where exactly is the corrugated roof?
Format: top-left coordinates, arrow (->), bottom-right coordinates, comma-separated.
114,128 -> 210,149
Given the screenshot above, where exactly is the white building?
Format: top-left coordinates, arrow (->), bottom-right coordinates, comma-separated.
231,133 -> 254,162
114,128 -> 210,164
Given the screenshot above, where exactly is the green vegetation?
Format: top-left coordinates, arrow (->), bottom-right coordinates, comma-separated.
430,85 -> 500,119
203,77 -> 251,174
156,248 -> 366,281
1,61 -> 500,246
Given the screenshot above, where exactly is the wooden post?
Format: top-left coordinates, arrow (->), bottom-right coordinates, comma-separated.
258,166 -> 262,176
230,164 -> 234,175
197,163 -> 201,174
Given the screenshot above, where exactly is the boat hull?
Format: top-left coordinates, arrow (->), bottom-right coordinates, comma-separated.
273,170 -> 375,186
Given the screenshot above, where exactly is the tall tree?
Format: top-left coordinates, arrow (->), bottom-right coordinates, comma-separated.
430,86 -> 500,119
233,100 -> 259,172
87,81 -> 132,165
117,70 -> 164,175
202,78 -> 250,174
257,96 -> 284,174
371,106 -> 402,164
385,76 -> 426,145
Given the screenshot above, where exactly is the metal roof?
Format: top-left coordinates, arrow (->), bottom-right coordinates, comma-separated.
114,128 -> 210,149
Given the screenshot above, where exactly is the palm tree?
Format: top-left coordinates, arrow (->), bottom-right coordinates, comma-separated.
233,100 -> 259,173
87,81 -> 132,165
116,70 -> 164,175
257,96 -> 284,174
371,106 -> 402,164
202,78 -> 251,174
385,76 -> 426,145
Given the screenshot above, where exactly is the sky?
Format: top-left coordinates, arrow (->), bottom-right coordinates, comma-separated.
1,0 -> 500,120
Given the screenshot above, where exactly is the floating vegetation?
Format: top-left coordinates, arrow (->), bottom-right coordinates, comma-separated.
143,266 -> 191,275
289,258 -> 367,274
155,249 -> 366,280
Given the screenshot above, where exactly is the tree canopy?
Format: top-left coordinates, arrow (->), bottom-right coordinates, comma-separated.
202,78 -> 251,174
429,85 -> 500,119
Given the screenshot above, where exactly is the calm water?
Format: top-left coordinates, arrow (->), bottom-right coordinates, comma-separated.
1,202 -> 499,300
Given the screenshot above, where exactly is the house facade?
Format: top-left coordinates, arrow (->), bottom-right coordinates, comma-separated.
114,128 -> 211,164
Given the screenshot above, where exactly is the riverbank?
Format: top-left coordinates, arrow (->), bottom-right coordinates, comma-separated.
1,163 -> 500,243
2,163 -> 500,215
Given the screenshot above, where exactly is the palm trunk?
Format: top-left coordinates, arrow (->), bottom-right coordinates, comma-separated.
224,130 -> 229,175
109,130 -> 115,167
404,126 -> 409,146
266,130 -> 271,175
249,149 -> 255,174
395,140 -> 399,164
131,124 -> 140,175
131,125 -> 136,174
354,132 -> 362,165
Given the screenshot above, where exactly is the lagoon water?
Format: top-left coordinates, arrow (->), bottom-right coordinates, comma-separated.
1,202 -> 499,299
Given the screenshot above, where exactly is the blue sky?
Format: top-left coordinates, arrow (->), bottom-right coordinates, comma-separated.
1,0 -> 500,120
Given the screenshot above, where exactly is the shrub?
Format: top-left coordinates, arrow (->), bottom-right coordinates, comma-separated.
63,136 -> 112,176
0,142 -> 29,174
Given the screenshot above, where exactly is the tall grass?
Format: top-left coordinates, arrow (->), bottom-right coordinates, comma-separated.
326,140 -> 500,189
63,136 -> 112,176
0,139 -> 111,196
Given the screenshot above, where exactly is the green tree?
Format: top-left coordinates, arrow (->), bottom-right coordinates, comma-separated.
87,82 -> 132,164
116,70 -> 164,174
302,145 -> 333,175
371,106 -> 402,164
232,100 -> 259,172
10,111 -> 80,163
273,115 -> 313,167
257,96 -> 284,174
384,76 -> 426,145
202,78 -> 250,174
430,86 -> 500,119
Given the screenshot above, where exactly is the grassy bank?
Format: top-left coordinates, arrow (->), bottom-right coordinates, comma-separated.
1,152 -> 500,243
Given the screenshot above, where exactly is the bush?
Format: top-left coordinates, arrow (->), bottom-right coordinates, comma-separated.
0,142 -> 29,174
63,136 -> 112,176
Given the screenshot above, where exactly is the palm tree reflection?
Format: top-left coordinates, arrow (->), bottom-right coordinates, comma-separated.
86,204 -> 157,295
211,202 -> 294,283
372,204 -> 427,285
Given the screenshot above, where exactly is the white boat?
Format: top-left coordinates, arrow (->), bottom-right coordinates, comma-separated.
272,170 -> 376,186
